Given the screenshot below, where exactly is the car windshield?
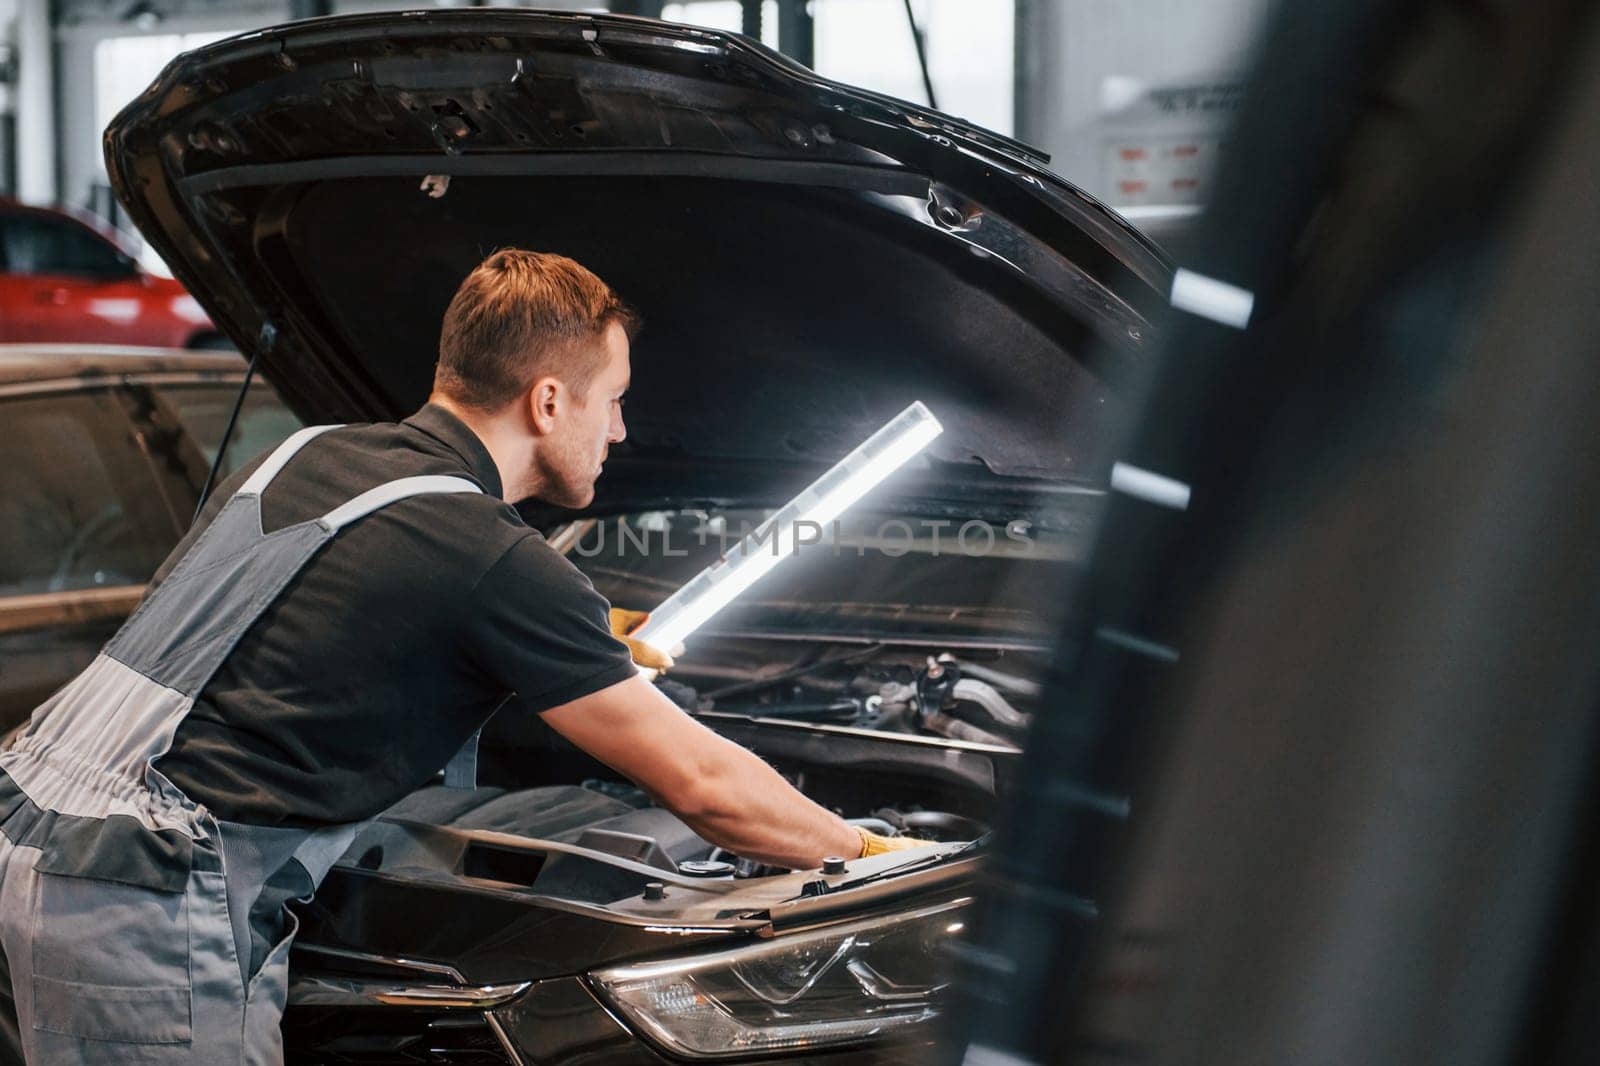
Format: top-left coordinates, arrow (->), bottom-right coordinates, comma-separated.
0,213 -> 135,279
0,389 -> 178,596
150,384 -> 302,479
558,506 -> 1084,647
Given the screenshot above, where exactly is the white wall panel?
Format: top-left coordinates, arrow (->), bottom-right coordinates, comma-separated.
1017,0 -> 1277,205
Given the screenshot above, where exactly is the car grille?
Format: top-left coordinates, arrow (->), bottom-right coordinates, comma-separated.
284,1010 -> 514,1065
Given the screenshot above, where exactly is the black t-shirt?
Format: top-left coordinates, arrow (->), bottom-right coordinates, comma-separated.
152,404 -> 636,827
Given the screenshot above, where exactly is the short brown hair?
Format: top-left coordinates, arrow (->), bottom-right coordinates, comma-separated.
434,249 -> 639,410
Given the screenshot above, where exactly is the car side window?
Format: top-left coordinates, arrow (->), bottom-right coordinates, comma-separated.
0,390 -> 181,597
149,384 -> 302,480
0,213 -> 137,279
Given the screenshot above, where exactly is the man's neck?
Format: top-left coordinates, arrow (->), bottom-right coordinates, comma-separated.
427,394 -> 539,502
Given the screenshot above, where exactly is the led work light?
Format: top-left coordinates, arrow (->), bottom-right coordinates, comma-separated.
630,401 -> 943,658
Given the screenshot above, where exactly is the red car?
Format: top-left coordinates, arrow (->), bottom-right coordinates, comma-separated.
0,198 -> 227,348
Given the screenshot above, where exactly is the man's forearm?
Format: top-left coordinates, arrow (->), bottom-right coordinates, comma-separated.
540,676 -> 862,870
671,733 -> 860,869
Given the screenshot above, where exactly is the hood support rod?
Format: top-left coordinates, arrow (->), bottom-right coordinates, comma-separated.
191,344 -> 258,526
902,0 -> 939,110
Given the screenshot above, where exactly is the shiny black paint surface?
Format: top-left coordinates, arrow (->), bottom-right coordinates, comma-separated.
295,864 -> 748,987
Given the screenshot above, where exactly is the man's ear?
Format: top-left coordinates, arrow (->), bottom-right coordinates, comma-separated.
527,378 -> 561,434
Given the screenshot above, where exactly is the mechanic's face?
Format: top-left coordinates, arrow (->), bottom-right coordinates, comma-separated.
538,320 -> 629,508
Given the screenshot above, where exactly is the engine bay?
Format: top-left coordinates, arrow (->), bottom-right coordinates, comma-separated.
653,637 -> 1043,750
365,643 -> 1023,903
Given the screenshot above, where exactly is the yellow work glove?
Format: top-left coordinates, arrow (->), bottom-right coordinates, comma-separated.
855,826 -> 928,857
609,608 -> 677,673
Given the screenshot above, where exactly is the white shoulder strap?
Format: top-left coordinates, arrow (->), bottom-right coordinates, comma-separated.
238,425 -> 344,497
318,475 -> 483,533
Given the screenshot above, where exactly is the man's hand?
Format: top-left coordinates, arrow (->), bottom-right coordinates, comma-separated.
541,674 -> 862,870
608,608 -> 678,673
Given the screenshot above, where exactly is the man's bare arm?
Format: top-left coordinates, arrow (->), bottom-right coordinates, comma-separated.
540,674 -> 861,869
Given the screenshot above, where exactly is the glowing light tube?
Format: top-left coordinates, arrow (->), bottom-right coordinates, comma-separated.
631,401 -> 943,656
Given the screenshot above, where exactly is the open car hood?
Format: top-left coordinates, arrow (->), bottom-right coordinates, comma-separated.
105,9 -> 1169,500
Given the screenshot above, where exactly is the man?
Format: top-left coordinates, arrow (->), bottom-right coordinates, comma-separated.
0,249 -> 914,1064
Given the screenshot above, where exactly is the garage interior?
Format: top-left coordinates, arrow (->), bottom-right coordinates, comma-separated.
4,3 -> 1600,1066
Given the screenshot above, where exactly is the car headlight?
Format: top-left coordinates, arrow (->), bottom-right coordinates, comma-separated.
589,897 -> 969,1058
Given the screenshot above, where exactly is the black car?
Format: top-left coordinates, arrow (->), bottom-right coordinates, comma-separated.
0,345 -> 299,729
103,10 -> 1168,1063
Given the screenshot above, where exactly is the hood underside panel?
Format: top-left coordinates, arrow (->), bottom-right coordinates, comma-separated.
105,10 -> 1169,488
244,172 -> 1114,478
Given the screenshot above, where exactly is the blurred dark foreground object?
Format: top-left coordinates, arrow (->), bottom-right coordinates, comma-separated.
954,1 -> 1600,1065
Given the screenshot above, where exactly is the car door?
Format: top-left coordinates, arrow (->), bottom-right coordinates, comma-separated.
0,386 -> 188,730
0,373 -> 303,733
0,211 -> 168,346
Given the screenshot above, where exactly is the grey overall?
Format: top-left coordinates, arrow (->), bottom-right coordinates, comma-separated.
0,425 -> 482,1064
